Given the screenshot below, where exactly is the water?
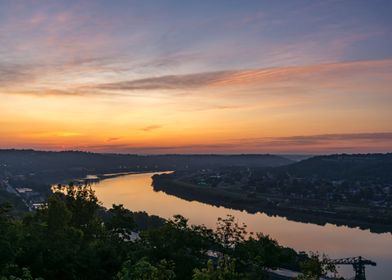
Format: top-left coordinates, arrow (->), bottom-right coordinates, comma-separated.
92,172 -> 392,280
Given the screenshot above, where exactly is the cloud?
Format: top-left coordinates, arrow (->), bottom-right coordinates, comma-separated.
140,125 -> 162,132
0,63 -> 37,87
93,59 -> 392,92
249,132 -> 392,147
76,143 -> 237,154
96,71 -> 233,91
0,56 -> 123,96
10,132 -> 389,154
73,132 -> 392,154
107,137 -> 121,142
2,59 -> 391,99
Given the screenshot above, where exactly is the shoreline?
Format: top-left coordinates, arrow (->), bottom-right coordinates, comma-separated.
152,175 -> 392,235
55,170 -> 172,186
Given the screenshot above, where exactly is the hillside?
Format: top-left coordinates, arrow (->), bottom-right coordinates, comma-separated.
280,153 -> 392,182
0,149 -> 292,183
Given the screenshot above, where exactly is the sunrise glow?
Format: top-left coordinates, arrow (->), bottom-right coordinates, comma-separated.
1,1 -> 391,153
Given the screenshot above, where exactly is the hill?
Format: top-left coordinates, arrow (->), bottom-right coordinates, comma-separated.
280,153 -> 392,183
0,149 -> 292,184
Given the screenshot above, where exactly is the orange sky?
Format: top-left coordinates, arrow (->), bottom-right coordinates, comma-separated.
0,1 -> 391,154
1,59 -> 391,153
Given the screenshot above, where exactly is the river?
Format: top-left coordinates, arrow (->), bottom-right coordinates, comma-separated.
92,172 -> 392,280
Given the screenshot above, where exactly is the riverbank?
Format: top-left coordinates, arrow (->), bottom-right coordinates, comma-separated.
152,174 -> 392,234
91,171 -> 392,280
59,170 -> 171,186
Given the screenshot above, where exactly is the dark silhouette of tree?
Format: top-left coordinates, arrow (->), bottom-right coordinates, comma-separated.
0,183 -> 336,279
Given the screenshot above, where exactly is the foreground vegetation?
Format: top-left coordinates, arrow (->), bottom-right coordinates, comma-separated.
0,184 -> 338,280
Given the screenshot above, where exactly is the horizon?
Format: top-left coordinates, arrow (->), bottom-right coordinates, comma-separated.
2,147 -> 391,157
1,1 -> 391,154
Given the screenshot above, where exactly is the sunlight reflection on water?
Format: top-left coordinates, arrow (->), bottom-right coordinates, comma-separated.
92,172 -> 392,280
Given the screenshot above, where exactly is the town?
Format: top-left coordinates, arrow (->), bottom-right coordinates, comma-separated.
179,167 -> 392,208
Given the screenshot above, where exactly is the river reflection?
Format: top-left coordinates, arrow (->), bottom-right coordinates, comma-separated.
92,172 -> 392,280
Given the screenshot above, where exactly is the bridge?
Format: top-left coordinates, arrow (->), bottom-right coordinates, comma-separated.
331,256 -> 376,280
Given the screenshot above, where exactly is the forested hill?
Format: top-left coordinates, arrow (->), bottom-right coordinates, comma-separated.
280,153 -> 392,182
0,149 -> 292,182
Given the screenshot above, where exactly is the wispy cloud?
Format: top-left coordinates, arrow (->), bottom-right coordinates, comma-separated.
96,71 -> 233,91
107,137 -> 121,142
2,58 -> 390,103
0,63 -> 37,87
92,59 -> 392,92
246,132 -> 392,147
140,125 -> 162,132
73,132 -> 392,154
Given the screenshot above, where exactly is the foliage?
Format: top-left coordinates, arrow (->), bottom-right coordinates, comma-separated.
0,182 -> 321,279
192,256 -> 241,280
116,258 -> 175,280
106,204 -> 135,239
215,215 -> 247,249
295,252 -> 337,280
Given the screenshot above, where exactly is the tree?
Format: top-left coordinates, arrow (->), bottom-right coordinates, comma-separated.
106,204 -> 135,239
0,203 -> 16,270
0,182 -> 310,280
234,233 -> 282,279
215,215 -> 247,249
56,184 -> 100,222
116,258 -> 175,280
136,215 -> 214,279
296,252 -> 337,280
192,256 -> 241,280
46,196 -> 71,233
0,266 -> 35,280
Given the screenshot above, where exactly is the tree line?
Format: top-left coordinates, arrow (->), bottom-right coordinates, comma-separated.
0,184 -> 338,280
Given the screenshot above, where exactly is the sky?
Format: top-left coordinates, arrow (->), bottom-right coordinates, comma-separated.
0,0 -> 391,154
